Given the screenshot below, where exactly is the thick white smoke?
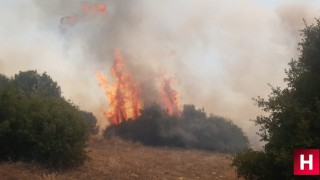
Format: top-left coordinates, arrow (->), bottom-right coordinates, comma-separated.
1,0 -> 319,148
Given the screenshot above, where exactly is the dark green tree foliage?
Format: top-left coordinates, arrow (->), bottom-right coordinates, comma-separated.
79,110 -> 99,134
0,74 -> 9,87
13,70 -> 61,98
105,104 -> 248,153
232,20 -> 320,179
0,71 -> 90,169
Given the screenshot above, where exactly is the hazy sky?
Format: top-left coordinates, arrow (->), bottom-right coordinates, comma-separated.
1,0 -> 320,148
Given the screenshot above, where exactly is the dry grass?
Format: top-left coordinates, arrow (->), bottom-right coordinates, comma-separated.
0,137 -> 240,180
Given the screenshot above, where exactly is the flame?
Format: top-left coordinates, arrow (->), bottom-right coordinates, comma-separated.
95,3 -> 107,13
160,78 -> 181,116
61,2 -> 107,26
82,3 -> 107,14
82,3 -> 91,13
96,71 -> 108,89
96,48 -> 142,124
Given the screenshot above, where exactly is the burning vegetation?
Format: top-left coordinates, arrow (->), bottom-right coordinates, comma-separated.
56,1 -> 248,153
105,104 -> 249,153
95,49 -> 248,153
96,49 -> 182,125
160,78 -> 182,116
60,2 -> 107,26
96,48 -> 142,125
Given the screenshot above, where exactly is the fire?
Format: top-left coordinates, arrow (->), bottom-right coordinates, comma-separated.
82,3 -> 91,13
60,2 -> 107,26
96,71 -> 108,89
160,78 -> 181,116
82,3 -> 107,14
96,48 -> 142,124
95,4 -> 107,13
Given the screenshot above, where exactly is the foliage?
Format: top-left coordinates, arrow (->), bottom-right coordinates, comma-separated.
232,149 -> 280,180
0,71 -> 90,169
79,110 -> 99,134
105,104 -> 248,153
232,20 -> 320,179
0,74 -> 9,87
12,70 -> 61,98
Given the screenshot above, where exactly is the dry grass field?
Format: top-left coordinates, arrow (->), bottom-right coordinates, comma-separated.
0,138 -> 240,180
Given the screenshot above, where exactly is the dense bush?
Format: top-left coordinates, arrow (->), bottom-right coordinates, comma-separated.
80,110 -> 99,134
105,104 -> 248,153
232,149 -> 280,180
0,71 -> 91,169
12,70 -> 61,98
232,20 -> 320,179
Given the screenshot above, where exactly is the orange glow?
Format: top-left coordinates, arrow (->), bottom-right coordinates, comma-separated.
96,48 -> 142,124
61,3 -> 107,26
82,3 -> 107,14
96,4 -> 107,13
160,78 -> 181,116
96,71 -> 108,89
82,3 -> 90,12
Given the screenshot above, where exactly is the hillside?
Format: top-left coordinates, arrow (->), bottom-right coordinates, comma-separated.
0,138 -> 239,180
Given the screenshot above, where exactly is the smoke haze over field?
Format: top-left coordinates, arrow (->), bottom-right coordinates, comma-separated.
1,0 -> 320,148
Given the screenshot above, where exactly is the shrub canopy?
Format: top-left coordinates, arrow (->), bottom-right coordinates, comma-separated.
0,70 -> 91,169
232,20 -> 320,179
105,104 -> 248,153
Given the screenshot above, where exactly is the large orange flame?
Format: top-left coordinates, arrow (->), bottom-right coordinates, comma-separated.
160,78 -> 181,116
96,48 -> 142,124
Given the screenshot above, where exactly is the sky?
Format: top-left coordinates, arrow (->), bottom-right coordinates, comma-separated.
1,0 -> 320,148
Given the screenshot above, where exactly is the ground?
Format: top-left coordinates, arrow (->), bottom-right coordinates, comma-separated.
0,137 -> 240,180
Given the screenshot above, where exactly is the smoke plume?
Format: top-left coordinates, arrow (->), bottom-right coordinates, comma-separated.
1,0 -> 320,148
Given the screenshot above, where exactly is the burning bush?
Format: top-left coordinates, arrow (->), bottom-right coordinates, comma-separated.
96,48 -> 247,152
0,71 -> 90,169
104,104 -> 248,153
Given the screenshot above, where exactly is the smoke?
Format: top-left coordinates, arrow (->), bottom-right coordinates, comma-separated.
1,0 -> 319,148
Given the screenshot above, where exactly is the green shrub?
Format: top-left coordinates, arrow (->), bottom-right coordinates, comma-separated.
232,149 -> 283,180
79,110 -> 99,135
232,20 -> 320,179
12,70 -> 61,98
0,71 -> 90,169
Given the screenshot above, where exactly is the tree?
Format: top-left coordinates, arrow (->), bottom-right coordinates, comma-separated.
13,70 -> 61,98
0,71 -> 90,169
80,110 -> 99,134
232,20 -> 320,179
0,74 -> 9,87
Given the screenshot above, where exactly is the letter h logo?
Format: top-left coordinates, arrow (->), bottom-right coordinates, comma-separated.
294,149 -> 320,175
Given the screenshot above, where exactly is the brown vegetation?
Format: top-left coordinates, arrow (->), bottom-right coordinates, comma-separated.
0,137 -> 239,180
